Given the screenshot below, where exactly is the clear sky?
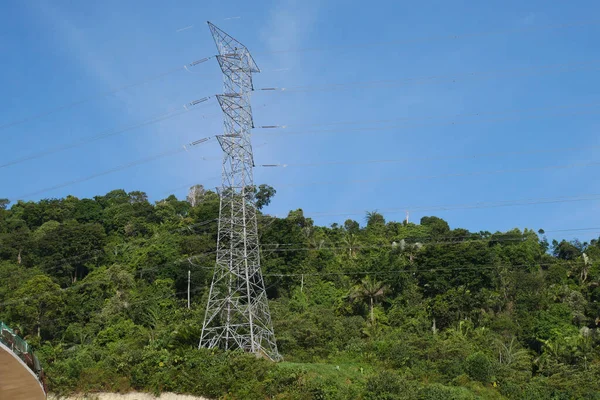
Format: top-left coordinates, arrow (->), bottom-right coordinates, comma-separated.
1,0 -> 600,242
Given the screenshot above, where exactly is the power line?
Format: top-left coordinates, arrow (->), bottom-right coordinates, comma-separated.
262,261 -> 582,278
0,225 -> 592,309
6,218 -> 588,289
0,97 -> 214,170
258,59 -> 600,93
257,144 -> 600,169
0,250 -> 218,309
5,216 -> 277,287
260,160 -> 600,189
257,100 -> 600,130
291,193 -> 600,219
2,255 -> 584,328
2,18 -> 596,132
9,136 -> 215,202
162,142 -> 269,195
158,187 -> 600,223
0,57 -> 214,133
3,285 -> 208,325
258,231 -> 600,254
259,227 -> 600,248
255,108 -> 600,139
163,176 -> 221,195
258,19 -> 600,55
0,218 -> 222,291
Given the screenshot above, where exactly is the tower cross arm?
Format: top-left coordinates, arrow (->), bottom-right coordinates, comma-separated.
208,21 -> 260,73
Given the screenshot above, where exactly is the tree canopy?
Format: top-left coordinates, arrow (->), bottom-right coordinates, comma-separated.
0,186 -> 599,399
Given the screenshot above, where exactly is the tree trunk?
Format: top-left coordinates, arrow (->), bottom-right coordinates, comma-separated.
370,297 -> 374,324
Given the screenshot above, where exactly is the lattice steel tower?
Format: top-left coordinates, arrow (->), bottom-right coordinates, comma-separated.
199,22 -> 280,361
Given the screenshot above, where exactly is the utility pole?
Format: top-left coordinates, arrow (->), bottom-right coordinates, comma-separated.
199,22 -> 280,361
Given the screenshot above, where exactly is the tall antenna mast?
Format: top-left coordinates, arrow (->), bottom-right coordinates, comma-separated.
199,22 -> 280,361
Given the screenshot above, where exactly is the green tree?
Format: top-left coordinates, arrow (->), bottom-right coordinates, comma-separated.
349,276 -> 389,324
420,216 -> 450,237
255,184 -> 276,210
9,275 -> 64,338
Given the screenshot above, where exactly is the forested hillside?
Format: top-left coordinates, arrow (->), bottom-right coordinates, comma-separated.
0,187 -> 599,399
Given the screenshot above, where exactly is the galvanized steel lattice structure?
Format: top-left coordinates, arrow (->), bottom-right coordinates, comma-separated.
199,22 -> 280,361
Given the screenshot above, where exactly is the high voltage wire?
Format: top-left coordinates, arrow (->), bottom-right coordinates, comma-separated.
1,258 -> 584,311
258,59 -> 600,93
0,99 -> 268,190
6,216 -> 273,285
164,176 -> 222,195
4,92 -> 288,201
258,144 -> 600,169
2,286 -> 208,324
293,193 -> 600,219
0,250 -> 219,308
1,256 -> 586,317
255,108 -> 600,138
262,261 -> 581,278
7,19 -> 600,316
1,19 -> 595,132
18,222 -> 593,276
14,224 -> 596,281
3,218 -> 223,286
0,221 -> 592,309
261,227 -> 600,251
1,48 -> 593,170
260,161 -> 600,189
0,57 -> 214,133
167,179 -> 600,220
257,100 -> 600,130
4,255 -> 587,310
0,97 -> 214,170
8,137 -> 215,202
257,19 -> 600,55
7,213 -> 590,299
259,235 -> 600,254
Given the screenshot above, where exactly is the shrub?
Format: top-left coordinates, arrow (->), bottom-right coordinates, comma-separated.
464,352 -> 492,383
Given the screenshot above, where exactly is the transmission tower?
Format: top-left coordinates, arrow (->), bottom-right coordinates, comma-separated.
199,22 -> 281,361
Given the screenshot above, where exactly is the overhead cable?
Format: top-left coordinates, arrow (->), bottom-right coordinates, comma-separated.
9,136 -> 215,202
260,161 -> 600,189
0,57 -> 214,132
0,97 -> 214,170
257,100 -> 600,130
291,193 -> 600,219
258,59 -> 600,93
259,19 -> 600,54
258,144 -> 600,169
255,108 -> 600,138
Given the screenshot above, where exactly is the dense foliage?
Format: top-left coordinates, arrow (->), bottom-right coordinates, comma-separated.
0,187 -> 599,399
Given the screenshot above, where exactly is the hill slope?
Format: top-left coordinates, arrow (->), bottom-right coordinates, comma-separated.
0,189 -> 599,399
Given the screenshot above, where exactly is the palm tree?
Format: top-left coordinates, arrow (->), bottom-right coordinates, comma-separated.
581,253 -> 591,283
348,276 -> 389,323
342,232 -> 361,258
496,337 -> 529,367
365,211 -> 385,228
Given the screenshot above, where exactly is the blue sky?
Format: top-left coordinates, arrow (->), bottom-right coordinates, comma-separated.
1,0 -> 600,242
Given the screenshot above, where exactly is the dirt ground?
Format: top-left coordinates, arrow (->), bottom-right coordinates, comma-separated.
49,393 -> 210,400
